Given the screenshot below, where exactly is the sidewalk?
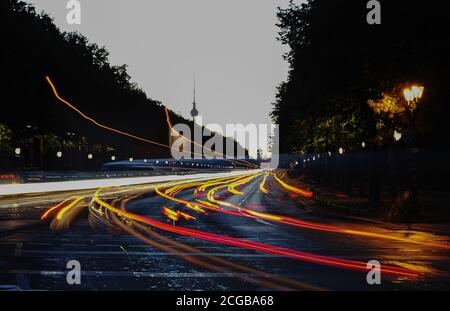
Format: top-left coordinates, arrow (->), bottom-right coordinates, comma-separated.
0,206 -> 43,220
288,177 -> 450,235
0,219 -> 41,234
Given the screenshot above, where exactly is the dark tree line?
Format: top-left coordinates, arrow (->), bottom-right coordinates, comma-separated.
0,0 -> 249,170
0,0 -> 198,169
272,0 -> 450,154
272,0 -> 450,211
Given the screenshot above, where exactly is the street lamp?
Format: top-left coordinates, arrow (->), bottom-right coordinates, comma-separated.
393,130 -> 402,141
14,147 -> 21,155
88,153 -> 93,160
339,147 -> 344,154
361,141 -> 366,148
56,151 -> 62,158
111,155 -> 116,161
129,157 -> 134,162
403,88 -> 414,102
402,85 -> 424,207
403,85 -> 424,109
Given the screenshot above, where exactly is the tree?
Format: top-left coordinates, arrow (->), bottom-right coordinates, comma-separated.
0,124 -> 13,153
272,0 -> 450,154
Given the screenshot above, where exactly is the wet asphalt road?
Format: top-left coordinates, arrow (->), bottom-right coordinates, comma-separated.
0,174 -> 449,290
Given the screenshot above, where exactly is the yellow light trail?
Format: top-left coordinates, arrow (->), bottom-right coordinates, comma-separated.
41,197 -> 74,220
107,195 -> 324,290
147,172 -> 450,251
259,173 -> 270,194
56,196 -> 85,220
206,173 -> 263,204
226,174 -> 259,195
197,175 -> 247,192
272,173 -> 313,198
203,174 -> 450,250
156,186 -> 209,214
195,199 -> 220,209
92,187 -> 421,278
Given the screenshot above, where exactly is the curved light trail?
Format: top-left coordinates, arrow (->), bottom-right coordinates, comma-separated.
157,172 -> 450,250
272,173 -> 313,198
92,187 -> 420,278
259,173 -> 270,194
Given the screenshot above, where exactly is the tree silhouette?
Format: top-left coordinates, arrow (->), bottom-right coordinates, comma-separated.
1,0 -> 244,169
272,0 -> 450,154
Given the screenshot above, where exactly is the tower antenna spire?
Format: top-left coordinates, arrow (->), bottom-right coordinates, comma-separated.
190,74 -> 199,122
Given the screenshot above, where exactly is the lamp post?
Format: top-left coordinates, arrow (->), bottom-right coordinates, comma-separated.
403,85 -> 424,210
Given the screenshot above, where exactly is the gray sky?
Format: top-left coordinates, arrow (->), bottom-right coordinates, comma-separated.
27,0 -> 297,158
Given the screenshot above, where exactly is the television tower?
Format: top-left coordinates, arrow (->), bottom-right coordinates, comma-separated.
190,76 -> 199,123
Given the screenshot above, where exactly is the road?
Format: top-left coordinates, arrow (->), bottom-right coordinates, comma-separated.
0,171 -> 449,290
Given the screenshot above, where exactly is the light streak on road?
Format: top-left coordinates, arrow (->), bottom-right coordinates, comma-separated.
56,196 -> 85,220
227,183 -> 244,195
196,175 -> 249,193
162,206 -> 179,221
35,171 -> 448,285
154,173 -> 254,214
156,186 -> 209,214
92,187 -> 421,278
259,173 -> 270,194
179,211 -> 196,221
246,210 -> 282,221
207,173 -> 263,203
195,199 -> 220,210
156,185 -> 243,218
161,173 -> 450,250
162,206 -> 187,222
106,201 -> 322,290
272,173 -> 313,198
40,197 -> 74,220
226,174 -> 261,195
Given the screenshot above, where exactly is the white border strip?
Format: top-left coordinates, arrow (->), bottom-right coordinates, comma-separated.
0,170 -> 262,196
